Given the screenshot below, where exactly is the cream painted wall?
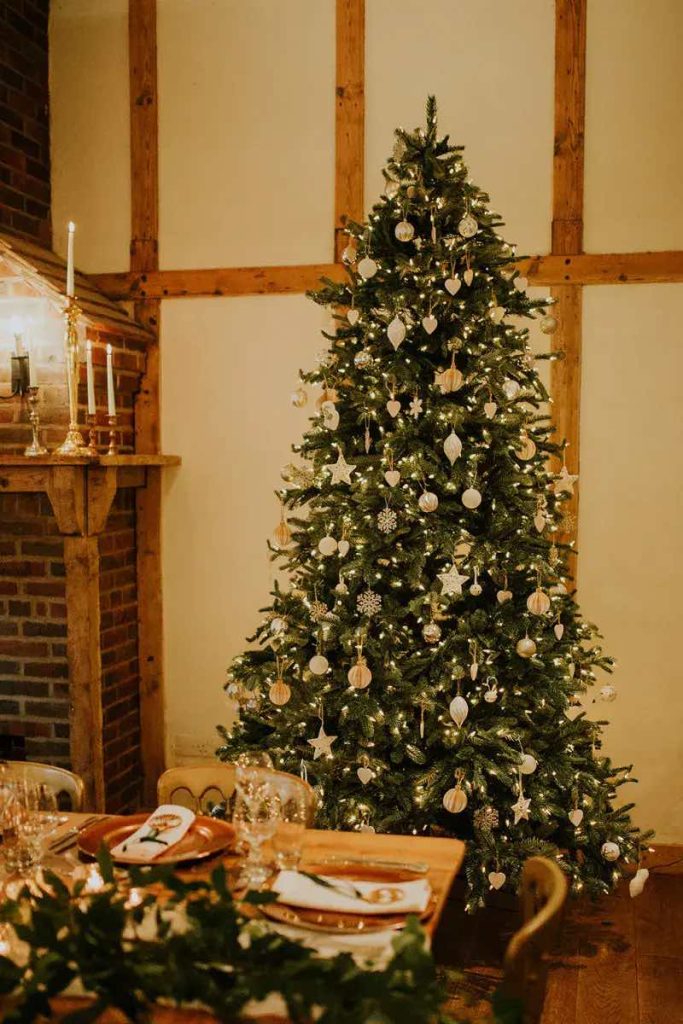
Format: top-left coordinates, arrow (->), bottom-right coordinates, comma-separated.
584,0 -> 683,252
579,286 -> 683,842
49,2 -> 682,838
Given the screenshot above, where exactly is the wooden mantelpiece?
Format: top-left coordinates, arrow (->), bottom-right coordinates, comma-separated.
0,455 -> 179,811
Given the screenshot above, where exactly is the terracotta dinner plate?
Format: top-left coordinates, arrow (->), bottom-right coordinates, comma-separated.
77,814 -> 236,865
261,861 -> 436,934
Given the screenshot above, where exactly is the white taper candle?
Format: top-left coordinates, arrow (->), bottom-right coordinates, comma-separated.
106,343 -> 116,416
86,340 -> 96,415
66,221 -> 75,297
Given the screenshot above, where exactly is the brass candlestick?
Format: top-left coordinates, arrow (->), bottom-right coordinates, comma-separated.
84,412 -> 99,456
107,414 -> 118,456
54,296 -> 88,456
23,386 -> 47,457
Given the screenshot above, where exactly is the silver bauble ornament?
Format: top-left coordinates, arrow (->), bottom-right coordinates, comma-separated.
458,213 -> 478,238
422,621 -> 442,644
503,379 -> 520,400
516,637 -> 537,659
601,841 -> 620,862
519,754 -> 538,775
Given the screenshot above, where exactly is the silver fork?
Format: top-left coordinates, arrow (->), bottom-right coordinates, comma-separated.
48,815 -> 103,853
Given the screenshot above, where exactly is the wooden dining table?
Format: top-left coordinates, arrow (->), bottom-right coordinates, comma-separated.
30,813 -> 466,1022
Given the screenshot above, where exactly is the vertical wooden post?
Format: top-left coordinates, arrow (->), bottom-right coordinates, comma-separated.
129,0 -> 166,802
551,0 -> 586,552
334,0 -> 365,261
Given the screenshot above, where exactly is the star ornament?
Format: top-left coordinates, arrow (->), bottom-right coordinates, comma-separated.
326,450 -> 356,485
307,725 -> 337,760
438,564 -> 469,596
554,465 -> 579,495
511,794 -> 531,825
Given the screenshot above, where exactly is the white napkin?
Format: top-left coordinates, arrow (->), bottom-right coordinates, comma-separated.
110,805 -> 195,862
272,870 -> 431,915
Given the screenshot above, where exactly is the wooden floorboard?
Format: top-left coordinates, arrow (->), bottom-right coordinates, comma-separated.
435,874 -> 683,1024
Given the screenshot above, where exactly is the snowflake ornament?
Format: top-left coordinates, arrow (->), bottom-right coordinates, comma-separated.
409,395 -> 423,419
377,508 -> 397,534
357,589 -> 382,617
474,807 -> 500,835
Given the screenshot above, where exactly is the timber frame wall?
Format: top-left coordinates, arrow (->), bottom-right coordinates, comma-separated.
93,0 -> 683,559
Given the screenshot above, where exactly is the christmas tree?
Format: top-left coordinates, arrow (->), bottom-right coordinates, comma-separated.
219,98 -> 649,907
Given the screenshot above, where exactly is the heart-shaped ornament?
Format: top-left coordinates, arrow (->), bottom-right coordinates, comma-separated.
568,809 -> 584,827
490,306 -> 506,324
445,276 -> 461,295
357,767 -> 373,785
422,314 -> 438,335
337,539 -> 350,557
514,276 -> 528,292
386,399 -> 401,418
347,308 -> 360,326
554,622 -> 565,640
484,401 -> 497,419
384,469 -> 400,487
488,871 -> 506,891
497,589 -> 512,604
533,512 -> 546,533
565,705 -> 582,721
463,268 -> 474,286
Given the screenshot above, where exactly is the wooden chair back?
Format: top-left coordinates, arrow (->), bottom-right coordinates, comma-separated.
0,760 -> 84,811
501,856 -> 568,1024
157,764 -> 317,825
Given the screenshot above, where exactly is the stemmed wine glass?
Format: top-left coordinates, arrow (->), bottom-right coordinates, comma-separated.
233,752 -> 280,888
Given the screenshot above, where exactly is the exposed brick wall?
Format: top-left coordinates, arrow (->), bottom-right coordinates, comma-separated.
0,491 -> 69,765
0,0 -> 51,245
99,488 -> 142,813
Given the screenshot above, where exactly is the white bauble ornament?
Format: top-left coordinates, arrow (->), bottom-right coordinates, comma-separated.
629,868 -> 649,898
357,766 -> 373,785
318,536 -> 338,556
601,841 -> 620,862
309,654 -> 329,675
346,307 -> 359,326
387,316 -> 406,349
422,621 -> 442,644
514,276 -> 528,292
337,539 -> 350,557
386,398 -> 401,417
527,589 -> 551,616
384,469 -> 400,487
470,582 -> 482,597
458,213 -> 478,238
554,622 -> 565,640
484,685 -> 498,703
463,268 -> 474,286
348,657 -> 372,689
422,314 -> 438,335
322,401 -> 340,430
443,786 -> 468,813
516,637 -> 537,659
490,306 -> 506,324
445,276 -> 461,295
395,219 -> 414,242
449,695 -> 469,727
484,400 -> 497,419
461,487 -> 482,509
568,808 -> 584,827
354,349 -> 372,370
291,387 -> 308,408
497,589 -> 512,604
516,435 -> 537,461
520,754 -> 538,775
503,379 -> 520,400
540,315 -> 558,335
599,684 -> 617,702
357,256 -> 377,279
269,680 -> 291,706
488,871 -> 506,890
419,491 -> 439,513
444,430 -> 463,465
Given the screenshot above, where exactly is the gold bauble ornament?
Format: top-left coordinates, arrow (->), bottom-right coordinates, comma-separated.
443,786 -> 468,814
269,679 -> 291,706
601,841 -> 620,862
394,219 -> 415,242
516,434 -> 537,461
516,637 -> 537,659
422,621 -> 442,644
526,589 -> 551,616
540,315 -> 558,335
347,655 -> 372,689
435,358 -> 463,394
272,519 -> 292,549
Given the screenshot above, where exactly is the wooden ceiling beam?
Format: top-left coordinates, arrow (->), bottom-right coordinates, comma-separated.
334,0 -> 365,261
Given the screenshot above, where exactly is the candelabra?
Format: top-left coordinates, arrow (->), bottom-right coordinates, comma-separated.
83,412 -> 99,456
54,297 -> 88,456
23,386 -> 48,456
